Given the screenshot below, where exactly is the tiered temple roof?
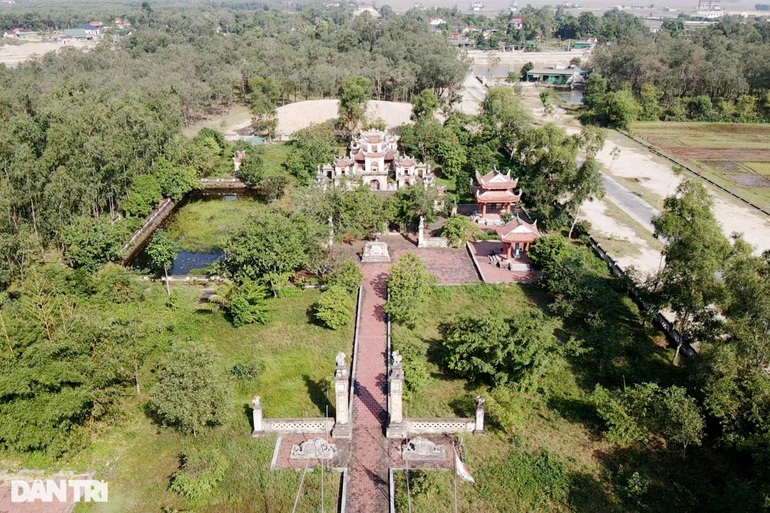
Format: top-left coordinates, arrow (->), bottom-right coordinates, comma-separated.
472,170 -> 522,215
319,130 -> 434,191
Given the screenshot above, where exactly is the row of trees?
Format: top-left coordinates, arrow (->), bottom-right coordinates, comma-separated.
587,16 -> 770,124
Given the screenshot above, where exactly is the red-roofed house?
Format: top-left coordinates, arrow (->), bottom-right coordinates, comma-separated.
472,169 -> 522,217
495,214 -> 542,257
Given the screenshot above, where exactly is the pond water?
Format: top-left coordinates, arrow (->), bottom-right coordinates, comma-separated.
130,190 -> 258,276
169,249 -> 225,275
555,89 -> 584,105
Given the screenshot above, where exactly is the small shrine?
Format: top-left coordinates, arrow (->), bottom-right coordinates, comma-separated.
494,214 -> 542,258
472,170 -> 522,217
319,130 -> 434,191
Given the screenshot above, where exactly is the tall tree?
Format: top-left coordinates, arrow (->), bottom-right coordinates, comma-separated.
652,179 -> 731,344
222,210 -> 318,296
337,76 -> 373,132
146,230 -> 179,296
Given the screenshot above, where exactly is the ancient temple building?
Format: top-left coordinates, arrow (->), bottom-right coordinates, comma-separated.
319,130 -> 434,191
472,170 -> 521,217
495,214 -> 542,258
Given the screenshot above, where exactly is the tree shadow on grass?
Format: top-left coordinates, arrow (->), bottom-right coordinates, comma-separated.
243,402 -> 255,431
568,471 -> 620,513
449,395 -> 476,418
303,374 -> 334,417
546,396 -> 604,436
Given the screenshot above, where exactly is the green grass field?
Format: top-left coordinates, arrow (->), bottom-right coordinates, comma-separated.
390,281 -> 691,512
3,282 -> 351,512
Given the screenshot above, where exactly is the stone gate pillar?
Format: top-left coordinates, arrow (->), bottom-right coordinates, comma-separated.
332,352 -> 351,439
417,216 -> 425,248
474,396 -> 485,435
387,351 -> 407,439
251,396 -> 264,437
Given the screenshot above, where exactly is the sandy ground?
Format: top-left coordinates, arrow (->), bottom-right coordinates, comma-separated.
600,133 -> 770,256
225,99 -> 413,136
0,40 -> 96,67
581,198 -> 664,278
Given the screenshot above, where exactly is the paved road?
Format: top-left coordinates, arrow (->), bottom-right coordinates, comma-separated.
601,174 -> 661,234
458,75 -> 663,236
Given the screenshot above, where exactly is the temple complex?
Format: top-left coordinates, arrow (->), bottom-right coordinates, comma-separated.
472,170 -> 521,217
319,130 -> 434,191
494,214 -> 542,258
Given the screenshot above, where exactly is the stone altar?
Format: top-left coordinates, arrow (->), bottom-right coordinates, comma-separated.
361,241 -> 391,263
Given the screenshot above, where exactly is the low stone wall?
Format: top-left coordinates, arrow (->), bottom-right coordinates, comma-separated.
200,177 -> 247,189
260,418 -> 335,435
418,237 -> 449,248
121,198 -> 178,263
404,418 -> 476,435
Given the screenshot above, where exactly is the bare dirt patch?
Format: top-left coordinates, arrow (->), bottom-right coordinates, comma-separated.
216,99 -> 413,137
0,40 -> 96,67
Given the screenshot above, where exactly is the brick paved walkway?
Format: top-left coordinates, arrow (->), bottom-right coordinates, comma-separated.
346,264 -> 391,513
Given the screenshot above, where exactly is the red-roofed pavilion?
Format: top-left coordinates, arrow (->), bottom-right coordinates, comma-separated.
472,170 -> 521,217
494,215 -> 542,258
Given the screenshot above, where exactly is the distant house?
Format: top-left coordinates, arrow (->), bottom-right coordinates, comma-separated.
3,28 -> 39,40
509,17 -> 524,30
62,29 -> 95,40
573,36 -> 598,49
429,17 -> 446,27
526,66 -> 581,85
75,23 -> 100,35
354,4 -> 380,17
448,32 -> 474,47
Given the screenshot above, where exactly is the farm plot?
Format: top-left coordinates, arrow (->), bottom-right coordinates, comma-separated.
633,122 -> 770,209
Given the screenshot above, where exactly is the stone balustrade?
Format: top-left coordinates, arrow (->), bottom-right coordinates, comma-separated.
404,418 -> 476,435
259,418 -> 336,435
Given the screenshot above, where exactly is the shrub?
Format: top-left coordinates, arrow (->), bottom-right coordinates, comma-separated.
227,281 -> 270,327
441,215 -> 481,247
253,176 -> 289,201
385,254 -> 435,326
314,285 -> 353,330
325,260 -> 363,293
150,342 -> 227,435
441,311 -> 562,390
229,362 -> 260,380
61,216 -> 124,272
170,449 -> 229,501
394,335 -> 432,399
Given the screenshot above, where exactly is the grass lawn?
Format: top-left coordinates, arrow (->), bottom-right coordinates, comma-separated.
1,281 -> 351,512
261,143 -> 292,177
391,280 -> 683,512
165,196 -> 265,253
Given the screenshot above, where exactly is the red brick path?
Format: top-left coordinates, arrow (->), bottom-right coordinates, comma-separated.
346,263 -> 391,513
